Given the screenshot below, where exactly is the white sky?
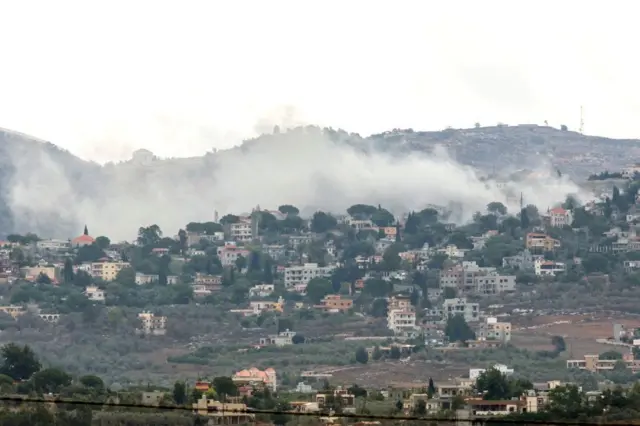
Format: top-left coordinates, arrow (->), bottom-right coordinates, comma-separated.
1,0 -> 638,162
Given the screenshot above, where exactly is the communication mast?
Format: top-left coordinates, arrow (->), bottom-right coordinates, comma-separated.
579,105 -> 585,134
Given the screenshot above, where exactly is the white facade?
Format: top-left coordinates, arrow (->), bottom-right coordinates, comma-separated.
138,312 -> 167,336
217,243 -> 251,267
37,239 -> 71,251
549,208 -> 573,227
284,263 -> 335,288
387,309 -> 417,334
534,259 -> 566,276
249,284 -> 275,298
85,285 -> 105,302
469,364 -> 514,380
230,220 -> 253,242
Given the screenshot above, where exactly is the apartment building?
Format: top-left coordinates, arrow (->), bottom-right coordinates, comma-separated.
439,262 -> 515,296
194,273 -> 223,291
217,242 -> 251,267
228,218 -> 255,242
135,272 -> 179,285
23,266 -> 56,281
137,312 -> 167,336
91,261 -> 130,281
525,233 -> 561,253
442,298 -> 480,323
284,263 -> 335,288
315,295 -> 353,312
249,284 -> 275,297
387,294 -> 417,334
192,396 -> 255,424
477,317 -> 512,343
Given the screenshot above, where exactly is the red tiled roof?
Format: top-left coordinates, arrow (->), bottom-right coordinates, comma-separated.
72,235 -> 95,243
550,207 -> 567,214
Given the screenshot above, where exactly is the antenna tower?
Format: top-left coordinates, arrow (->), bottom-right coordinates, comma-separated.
520,193 -> 524,210
579,105 -> 584,134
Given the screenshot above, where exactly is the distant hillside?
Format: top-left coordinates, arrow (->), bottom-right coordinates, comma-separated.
0,124 -> 638,238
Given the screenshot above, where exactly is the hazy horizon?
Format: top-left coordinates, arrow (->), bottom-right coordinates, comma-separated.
1,1 -> 638,163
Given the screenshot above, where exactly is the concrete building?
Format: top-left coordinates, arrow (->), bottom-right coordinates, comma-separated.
534,259 -> 566,276
217,242 -> 251,267
91,261 -> 130,281
387,295 -> 417,335
442,298 -> 480,323
526,233 -> 561,253
84,285 -> 105,302
192,396 -> 255,424
36,239 -> 71,251
284,263 -> 335,288
477,317 -> 512,343
439,262 -> 515,296
548,207 -> 573,228
137,312 -> 167,336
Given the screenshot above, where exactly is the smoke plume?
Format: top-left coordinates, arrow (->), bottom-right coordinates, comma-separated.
4,126 -> 583,241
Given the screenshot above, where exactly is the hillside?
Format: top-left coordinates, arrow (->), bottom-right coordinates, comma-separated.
0,124 -> 638,239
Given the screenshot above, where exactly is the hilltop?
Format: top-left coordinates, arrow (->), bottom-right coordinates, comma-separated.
0,124 -> 638,238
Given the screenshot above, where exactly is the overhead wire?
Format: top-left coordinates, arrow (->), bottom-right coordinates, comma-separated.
0,395 -> 637,426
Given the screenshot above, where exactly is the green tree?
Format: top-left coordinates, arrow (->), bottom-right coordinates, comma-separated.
600,351 -> 623,360
178,229 -> 188,254
173,381 -> 187,405
413,399 -> 427,416
79,375 -> 105,391
311,211 -> 337,233
213,376 -> 238,399
382,244 -> 403,271
263,258 -> 274,284
63,258 -> 75,284
36,272 -> 51,284
347,204 -> 378,218
235,255 -> 247,271
137,224 -> 162,247
371,207 -> 394,227
31,368 -> 72,394
355,347 -> 369,364
475,368 -> 511,400
306,277 -> 333,303
370,298 -> 388,317
487,202 -> 507,215
95,236 -> 111,250
444,314 -> 475,342
0,343 -> 41,380
278,204 -> 300,216
427,377 -> 436,397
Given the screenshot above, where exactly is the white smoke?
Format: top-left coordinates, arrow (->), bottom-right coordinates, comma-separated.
5,126 -> 584,241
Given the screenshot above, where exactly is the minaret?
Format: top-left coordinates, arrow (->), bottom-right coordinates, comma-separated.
83,225 -> 89,236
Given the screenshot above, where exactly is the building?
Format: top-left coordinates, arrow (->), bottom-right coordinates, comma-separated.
525,233 -> 561,253
259,329 -> 297,347
71,226 -> 95,247
36,239 -> 71,251
534,259 -> 566,276
232,367 -> 277,392
439,262 -> 515,296
477,317 -> 512,343
502,250 -> 541,271
249,284 -> 275,298
284,263 -> 335,288
217,243 -> 251,267
23,266 -> 56,281
228,218 -> 255,242
84,286 -> 105,302
469,363 -> 514,380
91,261 -> 130,281
387,295 -> 417,335
137,312 -> 167,336
192,396 -> 255,424
315,295 -> 353,312
548,207 -> 573,228
134,272 -> 178,285
442,298 -> 480,323
567,353 -> 640,373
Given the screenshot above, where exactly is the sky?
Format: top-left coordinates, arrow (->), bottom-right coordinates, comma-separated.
1,0 -> 639,163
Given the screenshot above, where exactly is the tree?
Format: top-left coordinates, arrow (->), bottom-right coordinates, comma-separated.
63,258 -> 74,284
382,244 -> 402,271
520,208 -> 530,229
413,399 -> 427,416
0,343 -> 41,380
487,202 -> 507,215
311,211 -> 337,233
137,225 -> 162,247
355,347 -> 369,364
79,375 -> 105,391
445,314 -> 475,342
36,272 -> 51,285
292,334 -> 305,344
364,279 -> 390,298
32,368 -> 72,393
95,236 -> 111,250
213,376 -> 238,398
475,368 -> 511,400
173,381 -> 187,405
370,298 -> 388,317
158,254 -> 171,286
427,378 -> 436,397
220,215 -> 240,225
306,278 -> 333,303
404,212 -> 420,234
371,207 -> 394,227
278,205 -> 299,216
347,204 -> 378,218
178,229 -> 188,254
235,255 -> 247,271
600,351 -> 623,360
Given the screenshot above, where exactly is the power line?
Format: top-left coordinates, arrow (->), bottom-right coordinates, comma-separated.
0,396 -> 637,426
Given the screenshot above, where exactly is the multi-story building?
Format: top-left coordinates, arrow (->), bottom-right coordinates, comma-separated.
36,239 -> 71,251
91,261 -> 130,281
284,263 -> 335,288
192,396 -> 255,424
502,249 -> 542,271
228,218 -> 256,242
442,298 -> 480,323
477,317 -> 512,343
249,284 -> 275,298
137,312 -> 167,336
548,207 -> 573,228
567,353 -> 640,373
534,259 -> 566,276
23,266 -> 56,281
439,262 -> 515,296
217,242 -> 251,267
315,295 -> 353,312
386,294 -> 417,335
134,272 -> 179,285
525,233 -> 561,253
232,367 -> 277,392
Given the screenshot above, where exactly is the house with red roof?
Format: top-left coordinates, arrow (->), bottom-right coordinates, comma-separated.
548,207 -> 573,228
71,225 -> 95,247
231,367 -> 277,392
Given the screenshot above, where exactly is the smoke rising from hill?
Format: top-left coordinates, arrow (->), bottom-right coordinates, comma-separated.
5,126 -> 583,241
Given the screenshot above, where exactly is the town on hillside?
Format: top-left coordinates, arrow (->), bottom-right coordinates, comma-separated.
3,175 -> 640,423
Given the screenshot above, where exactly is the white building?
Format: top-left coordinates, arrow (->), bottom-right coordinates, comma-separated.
442,298 -> 480,323
217,242 -> 251,267
284,263 -> 335,288
259,330 -> 297,347
137,312 -> 167,336
36,239 -> 71,251
469,364 -> 514,380
229,220 -> 253,242
84,285 -> 105,302
387,309 -> 417,334
548,207 -> 573,228
249,284 -> 275,298
534,259 -> 566,276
